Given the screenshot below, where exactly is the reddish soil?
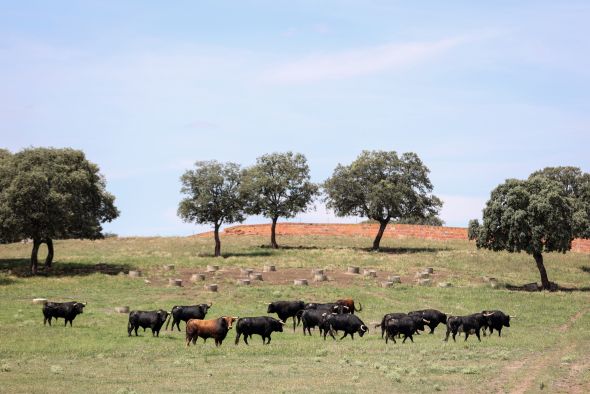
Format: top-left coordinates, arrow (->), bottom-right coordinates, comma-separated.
195,223 -> 590,253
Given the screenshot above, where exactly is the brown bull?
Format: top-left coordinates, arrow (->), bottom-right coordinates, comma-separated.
336,298 -> 362,314
186,316 -> 238,347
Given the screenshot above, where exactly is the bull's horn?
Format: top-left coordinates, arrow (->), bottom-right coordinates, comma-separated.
234,316 -> 239,319
279,320 -> 286,325
343,305 -> 350,309
423,319 -> 430,323
208,302 -> 213,307
322,313 -> 327,317
361,325 -> 367,331
82,302 -> 87,306
510,315 -> 516,318
483,312 -> 494,317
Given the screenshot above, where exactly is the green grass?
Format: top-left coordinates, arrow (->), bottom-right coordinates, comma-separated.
1,235 -> 589,393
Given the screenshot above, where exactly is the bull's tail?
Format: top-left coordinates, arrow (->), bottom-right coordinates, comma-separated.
295,310 -> 304,326
165,310 -> 173,330
355,302 -> 363,312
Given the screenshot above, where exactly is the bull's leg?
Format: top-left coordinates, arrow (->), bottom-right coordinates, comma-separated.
340,332 -> 348,340
443,327 -> 450,342
265,336 -> 271,344
464,331 -> 470,341
498,328 -> 502,337
292,317 -> 296,332
452,331 -> 457,342
186,336 -> 191,347
244,335 -> 249,345
429,325 -> 435,334
350,332 -> 354,340
475,330 -> 481,342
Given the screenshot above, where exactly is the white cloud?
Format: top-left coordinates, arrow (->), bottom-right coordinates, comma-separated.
265,37 -> 467,84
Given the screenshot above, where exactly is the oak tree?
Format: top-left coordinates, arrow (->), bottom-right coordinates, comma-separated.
178,161 -> 246,257
0,148 -> 119,274
241,152 -> 318,248
469,171 -> 588,290
323,150 -> 442,250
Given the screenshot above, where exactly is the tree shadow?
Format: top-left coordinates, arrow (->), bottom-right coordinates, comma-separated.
0,259 -> 133,278
504,282 -> 590,293
197,250 -> 275,258
580,266 -> 590,274
355,246 -> 448,254
262,245 -> 329,251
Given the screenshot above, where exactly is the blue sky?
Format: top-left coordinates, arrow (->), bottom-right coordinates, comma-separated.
2,1 -> 589,235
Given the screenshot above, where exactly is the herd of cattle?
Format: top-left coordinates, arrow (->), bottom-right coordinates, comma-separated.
41,298 -> 513,346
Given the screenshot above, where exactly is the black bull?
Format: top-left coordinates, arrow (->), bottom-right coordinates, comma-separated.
234,316 -> 285,345
166,303 -> 212,331
267,300 -> 305,331
128,310 -> 170,337
42,301 -> 86,327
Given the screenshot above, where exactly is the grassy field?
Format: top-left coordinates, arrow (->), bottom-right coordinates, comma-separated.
0,235 -> 589,393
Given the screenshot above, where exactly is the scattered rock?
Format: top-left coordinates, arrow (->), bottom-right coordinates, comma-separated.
263,265 -> 276,272
32,298 -> 48,305
347,266 -> 360,274
144,279 -> 151,284
237,278 -> 251,285
363,269 -> 377,278
418,278 -> 432,286
169,278 -> 182,287
114,306 -> 130,313
524,282 -> 540,292
313,273 -> 328,282
381,281 -> 393,288
294,279 -> 308,286
206,265 -> 219,273
389,275 -> 401,283
128,270 -> 141,278
163,264 -> 175,271
416,272 -> 430,279
249,272 -> 263,281
425,267 -> 434,274
438,282 -> 452,288
205,284 -> 218,292
311,268 -> 324,275
191,273 -> 205,282
240,268 -> 254,276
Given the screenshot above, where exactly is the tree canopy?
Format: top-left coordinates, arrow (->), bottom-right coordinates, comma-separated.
469,169 -> 589,290
241,152 -> 318,248
323,150 -> 442,250
0,147 -> 119,273
178,161 -> 246,257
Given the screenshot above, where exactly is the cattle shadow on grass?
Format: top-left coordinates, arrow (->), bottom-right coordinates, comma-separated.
581,266 -> 590,274
0,258 -> 134,278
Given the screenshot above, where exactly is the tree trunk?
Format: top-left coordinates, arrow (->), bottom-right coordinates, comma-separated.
31,238 -> 41,275
271,217 -> 279,249
533,252 -> 551,290
372,220 -> 389,251
214,224 -> 221,257
44,238 -> 54,268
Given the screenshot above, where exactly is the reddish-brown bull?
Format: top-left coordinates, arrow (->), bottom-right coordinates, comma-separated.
185,316 -> 238,347
336,298 -> 362,314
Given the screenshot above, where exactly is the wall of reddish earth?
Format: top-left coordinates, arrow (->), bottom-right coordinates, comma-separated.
217,223 -> 590,254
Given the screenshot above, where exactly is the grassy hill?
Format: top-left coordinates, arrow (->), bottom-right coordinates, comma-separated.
1,235 -> 589,393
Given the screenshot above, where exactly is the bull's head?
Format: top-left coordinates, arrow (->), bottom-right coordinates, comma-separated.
74,303 -> 86,313
359,324 -> 368,337
267,303 -> 275,314
223,316 -> 238,329
275,319 -> 286,332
